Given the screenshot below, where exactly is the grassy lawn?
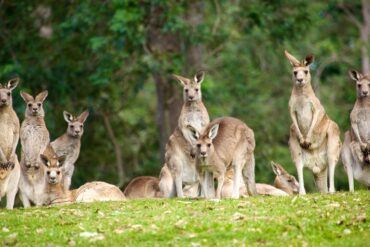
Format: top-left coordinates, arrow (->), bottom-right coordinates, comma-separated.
0,191 -> 369,247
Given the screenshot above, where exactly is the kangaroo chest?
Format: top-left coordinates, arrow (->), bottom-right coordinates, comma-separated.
352,108 -> 370,142
0,113 -> 17,158
21,124 -> 49,162
292,96 -> 314,135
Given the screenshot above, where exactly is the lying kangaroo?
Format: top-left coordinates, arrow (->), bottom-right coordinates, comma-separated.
221,161 -> 299,197
41,146 -> 125,205
190,117 -> 256,199
341,70 -> 370,191
51,110 -> 89,190
0,78 -> 21,209
19,90 -> 50,207
124,176 -> 162,199
285,50 -> 341,194
162,71 -> 211,198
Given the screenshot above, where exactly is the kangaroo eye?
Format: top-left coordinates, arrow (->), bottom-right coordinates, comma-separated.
293,71 -> 297,76
7,92 -> 10,96
57,171 -> 60,175
358,84 -> 361,88
37,103 -> 41,107
197,144 -> 201,148
80,125 -> 83,128
195,88 -> 199,92
304,70 -> 308,75
185,89 -> 189,93
70,125 -> 74,129
47,171 -> 50,175
207,143 -> 211,147
28,103 -> 32,107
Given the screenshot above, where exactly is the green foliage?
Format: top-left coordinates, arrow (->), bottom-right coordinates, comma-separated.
0,1 -> 366,191
0,192 -> 369,246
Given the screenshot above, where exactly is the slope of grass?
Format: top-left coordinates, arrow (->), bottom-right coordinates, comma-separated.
0,191 -> 369,246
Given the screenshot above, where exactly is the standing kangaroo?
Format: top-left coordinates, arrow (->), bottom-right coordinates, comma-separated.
0,78 -> 21,209
51,110 -> 89,190
285,50 -> 341,194
19,90 -> 50,207
161,71 -> 210,198
341,70 -> 370,191
190,117 -> 256,199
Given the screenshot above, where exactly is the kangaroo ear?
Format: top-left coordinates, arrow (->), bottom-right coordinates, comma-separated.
7,78 -> 19,91
349,70 -> 362,81
57,156 -> 66,167
63,111 -> 74,123
303,54 -> 314,66
194,71 -> 205,84
20,91 -> 34,102
172,74 -> 189,87
208,124 -> 219,140
40,154 -> 49,167
35,90 -> 48,102
186,125 -> 200,142
271,161 -> 281,175
77,110 -> 89,123
284,50 -> 301,67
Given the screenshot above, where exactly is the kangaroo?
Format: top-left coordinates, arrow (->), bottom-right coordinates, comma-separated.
221,161 -> 299,198
158,163 -> 200,198
161,71 -> 211,198
19,90 -> 50,207
41,147 -> 125,205
163,127 -> 200,198
341,70 -> 370,191
51,110 -> 89,190
124,176 -> 162,199
174,71 -> 210,144
39,144 -> 66,205
0,78 -> 21,209
190,117 -> 256,199
285,50 -> 341,194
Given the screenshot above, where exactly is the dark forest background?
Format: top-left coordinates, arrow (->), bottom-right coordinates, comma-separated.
1,0 -> 369,192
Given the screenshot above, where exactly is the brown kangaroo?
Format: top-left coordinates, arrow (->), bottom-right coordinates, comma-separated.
285,50 -> 341,194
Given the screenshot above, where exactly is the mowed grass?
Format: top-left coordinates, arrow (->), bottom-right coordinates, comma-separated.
0,192 -> 369,247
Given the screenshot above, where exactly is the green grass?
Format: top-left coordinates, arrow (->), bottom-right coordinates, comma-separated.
0,192 -> 369,247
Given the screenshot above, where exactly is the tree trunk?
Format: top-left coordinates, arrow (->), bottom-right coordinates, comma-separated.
361,0 -> 370,73
147,2 -> 204,163
101,112 -> 125,188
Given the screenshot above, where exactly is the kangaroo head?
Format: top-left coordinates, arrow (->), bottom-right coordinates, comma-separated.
187,123 -> 219,160
349,70 -> 370,98
63,110 -> 89,138
271,161 -> 299,194
284,50 -> 314,87
0,161 -> 15,179
20,90 -> 48,117
0,78 -> 19,108
40,145 -> 65,185
173,71 -> 205,102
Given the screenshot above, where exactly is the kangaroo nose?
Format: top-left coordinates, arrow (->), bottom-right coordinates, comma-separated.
363,91 -> 369,96
75,130 -> 80,134
189,96 -> 194,100
200,151 -> 206,156
32,107 -> 38,111
297,79 -> 303,83
1,99 -> 6,103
